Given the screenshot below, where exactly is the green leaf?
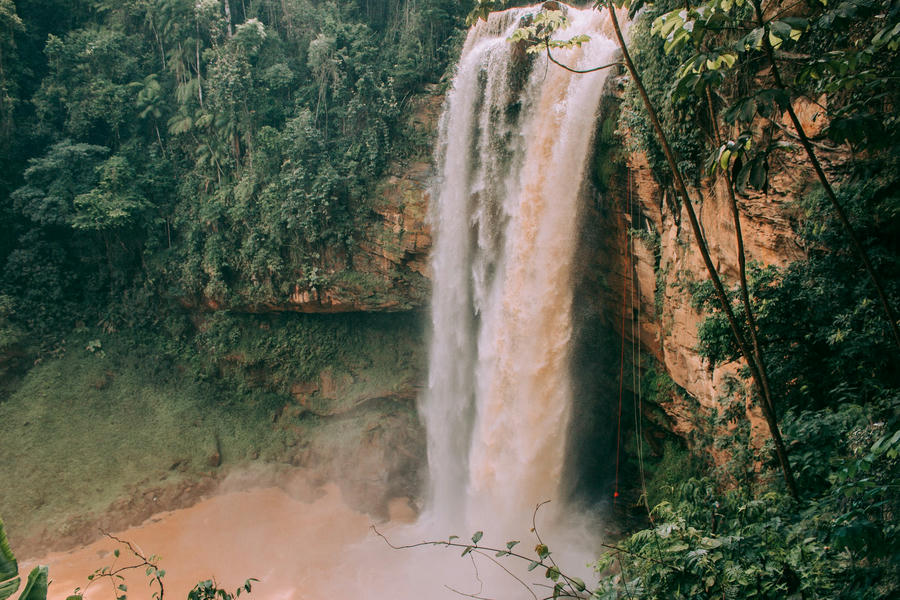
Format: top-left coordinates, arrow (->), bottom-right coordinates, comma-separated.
0,577 -> 21,600
527,561 -> 540,572
781,17 -> 809,35
652,11 -> 684,40
872,21 -> 900,51
673,72 -> 702,102
738,27 -> 764,51
19,566 -> 48,600
719,148 -> 732,170
471,531 -> 483,544
741,98 -> 757,121
870,430 -> 900,456
706,53 -> 737,71
769,21 -> 792,42
506,540 -> 519,550
748,156 -> 768,191
665,27 -> 693,53
546,566 -> 561,582
0,519 -> 18,584
461,546 -> 473,557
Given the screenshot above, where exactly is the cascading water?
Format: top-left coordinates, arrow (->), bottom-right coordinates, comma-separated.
422,3 -> 619,539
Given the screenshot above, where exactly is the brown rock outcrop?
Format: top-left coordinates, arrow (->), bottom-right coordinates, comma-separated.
584,91 -> 839,442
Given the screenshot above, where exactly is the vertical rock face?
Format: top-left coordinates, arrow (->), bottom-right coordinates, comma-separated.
624,152 -> 801,424
580,90 -> 832,441
338,90 -> 444,310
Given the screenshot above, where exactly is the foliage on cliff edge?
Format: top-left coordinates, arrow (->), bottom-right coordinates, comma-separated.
0,0 -> 466,347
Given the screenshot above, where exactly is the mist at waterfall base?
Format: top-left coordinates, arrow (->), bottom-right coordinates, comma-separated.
28,6 -> 622,598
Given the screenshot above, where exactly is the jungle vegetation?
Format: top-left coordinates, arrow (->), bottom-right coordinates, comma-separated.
1,0 -> 898,598
0,0 -> 465,353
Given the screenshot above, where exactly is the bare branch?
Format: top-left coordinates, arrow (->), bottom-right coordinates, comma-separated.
764,115 -> 841,152
443,586 -> 498,600
476,550 -> 540,600
443,552 -> 495,600
545,40 -> 622,74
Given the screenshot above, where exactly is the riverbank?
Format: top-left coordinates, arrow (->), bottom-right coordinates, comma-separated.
0,313 -> 426,559
20,470 -> 419,600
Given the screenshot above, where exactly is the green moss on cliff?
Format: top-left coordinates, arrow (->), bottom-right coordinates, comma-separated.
0,311 -> 426,555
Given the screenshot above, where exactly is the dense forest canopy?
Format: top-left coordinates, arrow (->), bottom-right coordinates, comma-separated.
0,0 -> 468,346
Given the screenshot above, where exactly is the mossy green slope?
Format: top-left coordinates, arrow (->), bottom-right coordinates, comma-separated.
0,311 -> 425,556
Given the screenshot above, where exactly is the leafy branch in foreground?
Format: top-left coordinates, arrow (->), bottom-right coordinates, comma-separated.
187,578 -> 258,600
598,415 -> 900,599
507,5 -> 623,74
373,501 -> 681,599
376,417 -> 897,599
69,531 -> 258,600
70,531 -> 166,600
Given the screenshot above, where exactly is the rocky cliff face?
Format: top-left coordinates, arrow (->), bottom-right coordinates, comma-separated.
255,93 -> 440,314
580,89 -> 831,445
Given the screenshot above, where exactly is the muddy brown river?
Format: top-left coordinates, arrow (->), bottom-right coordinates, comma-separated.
24,482 -> 417,600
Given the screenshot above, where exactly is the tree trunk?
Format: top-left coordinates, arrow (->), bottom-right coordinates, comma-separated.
605,1 -> 799,499
223,0 -> 234,38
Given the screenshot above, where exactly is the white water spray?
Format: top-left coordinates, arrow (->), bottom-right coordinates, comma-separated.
423,2 -> 619,540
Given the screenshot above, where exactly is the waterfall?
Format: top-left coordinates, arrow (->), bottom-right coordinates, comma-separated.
422,3 -> 619,537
